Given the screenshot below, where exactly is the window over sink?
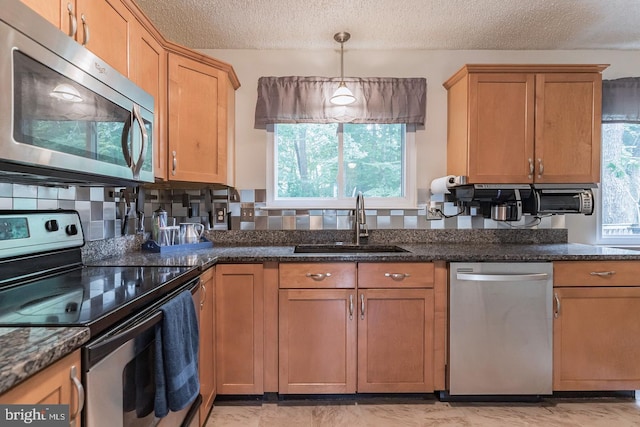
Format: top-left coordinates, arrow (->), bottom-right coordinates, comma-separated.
599,122 -> 640,242
267,123 -> 416,208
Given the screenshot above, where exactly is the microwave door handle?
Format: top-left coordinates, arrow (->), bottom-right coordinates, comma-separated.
130,104 -> 148,180
120,110 -> 134,170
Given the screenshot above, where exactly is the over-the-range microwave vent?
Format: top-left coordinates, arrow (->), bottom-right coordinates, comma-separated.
0,162 -> 142,188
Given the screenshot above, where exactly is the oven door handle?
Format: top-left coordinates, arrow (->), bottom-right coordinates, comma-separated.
86,278 -> 200,367
86,310 -> 163,367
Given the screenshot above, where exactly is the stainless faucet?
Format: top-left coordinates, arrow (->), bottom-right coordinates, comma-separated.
354,191 -> 369,245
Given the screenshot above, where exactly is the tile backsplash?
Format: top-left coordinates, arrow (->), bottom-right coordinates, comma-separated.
0,183 -> 563,242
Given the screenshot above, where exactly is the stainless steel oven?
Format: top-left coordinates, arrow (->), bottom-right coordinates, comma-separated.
85,279 -> 201,427
0,210 -> 201,427
0,3 -> 154,186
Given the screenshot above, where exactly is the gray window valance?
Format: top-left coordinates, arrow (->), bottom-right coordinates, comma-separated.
254,76 -> 426,129
602,77 -> 640,123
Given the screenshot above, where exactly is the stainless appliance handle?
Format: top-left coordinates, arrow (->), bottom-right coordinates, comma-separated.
86,279 -> 200,366
131,104 -> 148,179
456,272 -> 549,282
120,105 -> 148,180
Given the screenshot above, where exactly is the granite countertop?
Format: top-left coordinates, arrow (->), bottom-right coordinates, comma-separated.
0,327 -> 90,394
86,242 -> 640,268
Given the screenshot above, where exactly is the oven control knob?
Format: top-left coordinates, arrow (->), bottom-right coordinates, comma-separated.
45,219 -> 59,232
65,224 -> 78,236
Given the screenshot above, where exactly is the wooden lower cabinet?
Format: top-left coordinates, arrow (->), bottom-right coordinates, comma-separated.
198,267 -> 215,425
215,264 -> 264,394
553,286 -> 640,390
277,262 -> 436,394
278,289 -> 356,394
0,349 -> 84,427
358,289 -> 434,392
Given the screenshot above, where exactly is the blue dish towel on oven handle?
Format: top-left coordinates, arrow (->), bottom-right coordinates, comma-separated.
154,289 -> 200,418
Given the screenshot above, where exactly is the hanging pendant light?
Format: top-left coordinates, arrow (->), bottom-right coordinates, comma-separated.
330,31 -> 356,106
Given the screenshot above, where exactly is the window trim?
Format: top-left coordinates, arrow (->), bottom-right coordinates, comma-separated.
597,122 -> 640,245
266,124 -> 417,209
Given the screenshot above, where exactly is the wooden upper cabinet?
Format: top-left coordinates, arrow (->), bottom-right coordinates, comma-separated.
75,0 -> 132,77
444,64 -> 607,184
130,19 -> 167,181
23,0 -> 132,77
168,53 -> 229,184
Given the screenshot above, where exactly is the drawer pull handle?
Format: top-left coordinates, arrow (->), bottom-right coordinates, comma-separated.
590,271 -> 616,277
385,273 -> 410,281
306,272 -> 332,281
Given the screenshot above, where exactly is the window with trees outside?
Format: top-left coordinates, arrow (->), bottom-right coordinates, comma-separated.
600,123 -> 640,242
267,123 -> 415,208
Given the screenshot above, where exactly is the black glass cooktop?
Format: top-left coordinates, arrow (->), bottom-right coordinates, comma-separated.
0,265 -> 197,336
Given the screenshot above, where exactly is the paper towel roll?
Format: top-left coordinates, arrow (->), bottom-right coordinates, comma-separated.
430,175 -> 457,195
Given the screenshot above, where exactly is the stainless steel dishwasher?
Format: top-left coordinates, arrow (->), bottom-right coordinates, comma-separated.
449,262 -> 553,396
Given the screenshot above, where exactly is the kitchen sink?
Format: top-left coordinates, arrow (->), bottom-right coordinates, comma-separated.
294,244 -> 409,253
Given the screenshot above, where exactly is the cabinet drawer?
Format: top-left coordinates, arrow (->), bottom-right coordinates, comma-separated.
279,263 -> 356,288
554,261 -> 640,287
358,263 -> 434,288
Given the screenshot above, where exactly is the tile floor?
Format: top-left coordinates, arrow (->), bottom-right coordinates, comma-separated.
205,395 -> 640,427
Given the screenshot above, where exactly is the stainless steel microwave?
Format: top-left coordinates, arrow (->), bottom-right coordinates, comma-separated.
0,3 -> 154,186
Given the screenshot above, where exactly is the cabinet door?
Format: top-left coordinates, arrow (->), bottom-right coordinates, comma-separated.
76,0 -> 132,77
198,268 -> 215,425
0,350 -> 83,427
215,264 -> 263,395
553,286 -> 640,390
130,21 -> 167,180
21,0 -> 74,35
168,53 -> 228,184
535,73 -> 602,183
279,289 -> 356,394
468,73 -> 535,183
357,289 -> 434,392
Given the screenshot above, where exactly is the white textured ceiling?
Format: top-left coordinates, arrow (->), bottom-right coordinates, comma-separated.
134,0 -> 640,50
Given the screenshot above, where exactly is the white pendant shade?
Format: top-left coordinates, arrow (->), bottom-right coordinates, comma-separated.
330,31 -> 356,106
330,82 -> 356,106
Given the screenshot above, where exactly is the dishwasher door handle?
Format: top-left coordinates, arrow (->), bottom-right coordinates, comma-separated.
456,272 -> 549,282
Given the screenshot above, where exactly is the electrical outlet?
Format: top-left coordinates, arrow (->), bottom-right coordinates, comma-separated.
240,207 -> 254,222
426,207 -> 443,220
